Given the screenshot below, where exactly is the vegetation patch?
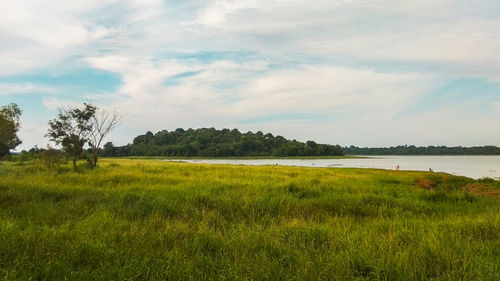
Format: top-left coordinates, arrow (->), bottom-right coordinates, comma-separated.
414,178 -> 437,190
102,127 -> 344,157
462,183 -> 500,199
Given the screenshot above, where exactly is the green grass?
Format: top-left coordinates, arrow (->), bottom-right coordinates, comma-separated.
0,159 -> 499,280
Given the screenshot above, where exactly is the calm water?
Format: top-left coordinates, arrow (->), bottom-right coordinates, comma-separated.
173,156 -> 500,179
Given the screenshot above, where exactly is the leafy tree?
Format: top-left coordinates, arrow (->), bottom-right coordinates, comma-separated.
88,108 -> 120,168
0,103 -> 22,159
46,103 -> 97,170
102,142 -> 115,157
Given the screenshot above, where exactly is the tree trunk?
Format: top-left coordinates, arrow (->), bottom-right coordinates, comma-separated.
72,157 -> 77,171
92,148 -> 98,168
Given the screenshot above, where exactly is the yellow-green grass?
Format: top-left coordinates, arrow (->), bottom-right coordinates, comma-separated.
0,159 -> 499,280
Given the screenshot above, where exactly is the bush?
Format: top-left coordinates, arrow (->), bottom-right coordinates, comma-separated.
40,148 -> 65,170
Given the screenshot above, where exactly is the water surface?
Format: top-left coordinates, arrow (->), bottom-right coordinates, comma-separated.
173,156 -> 500,179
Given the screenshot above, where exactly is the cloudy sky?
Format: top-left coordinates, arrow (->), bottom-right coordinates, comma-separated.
1,0 -> 500,150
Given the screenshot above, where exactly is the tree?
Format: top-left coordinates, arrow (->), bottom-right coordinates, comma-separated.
0,103 -> 22,159
102,142 -> 115,157
88,108 -> 120,168
46,103 -> 97,170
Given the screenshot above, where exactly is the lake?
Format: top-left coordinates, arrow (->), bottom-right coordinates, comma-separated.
173,156 -> 500,179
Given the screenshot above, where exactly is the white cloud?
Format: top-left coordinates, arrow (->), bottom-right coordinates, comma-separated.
231,66 -> 438,116
493,101 -> 500,116
80,53 -> 447,143
0,83 -> 58,95
3,0 -> 500,78
42,98 -> 82,111
0,0 -> 164,75
187,0 -> 500,81
15,120 -> 50,151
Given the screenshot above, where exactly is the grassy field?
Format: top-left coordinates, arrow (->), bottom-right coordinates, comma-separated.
0,159 -> 499,280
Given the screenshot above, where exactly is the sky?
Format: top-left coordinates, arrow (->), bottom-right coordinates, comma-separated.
1,0 -> 500,150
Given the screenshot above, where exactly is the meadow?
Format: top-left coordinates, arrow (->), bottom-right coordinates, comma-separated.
0,158 -> 499,280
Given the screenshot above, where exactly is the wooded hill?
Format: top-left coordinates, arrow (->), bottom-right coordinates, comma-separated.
102,128 -> 344,157
343,145 -> 500,155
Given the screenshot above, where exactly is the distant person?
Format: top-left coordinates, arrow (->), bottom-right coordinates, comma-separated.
429,168 -> 433,172
396,165 -> 399,170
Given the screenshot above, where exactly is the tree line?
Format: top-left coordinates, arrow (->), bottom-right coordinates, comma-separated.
4,102 -> 500,166
343,145 -> 500,155
102,128 -> 344,157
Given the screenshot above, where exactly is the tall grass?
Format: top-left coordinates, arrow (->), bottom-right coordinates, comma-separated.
0,159 -> 499,280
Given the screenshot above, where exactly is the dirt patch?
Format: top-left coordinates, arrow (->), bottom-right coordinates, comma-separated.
462,183 -> 500,199
415,179 -> 437,190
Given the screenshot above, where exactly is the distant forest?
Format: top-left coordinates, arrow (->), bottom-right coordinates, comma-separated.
343,145 -> 500,155
102,128 -> 344,157
94,128 -> 500,158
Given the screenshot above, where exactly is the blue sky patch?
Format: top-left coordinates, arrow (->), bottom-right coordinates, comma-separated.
169,51 -> 258,64
0,68 -> 121,93
163,71 -> 202,86
397,77 -> 500,118
0,94 -> 55,119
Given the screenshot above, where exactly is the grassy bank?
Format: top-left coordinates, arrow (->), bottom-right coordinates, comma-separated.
0,159 -> 499,280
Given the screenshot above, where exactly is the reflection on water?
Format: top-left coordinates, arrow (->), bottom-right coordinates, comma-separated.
171,156 -> 500,179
